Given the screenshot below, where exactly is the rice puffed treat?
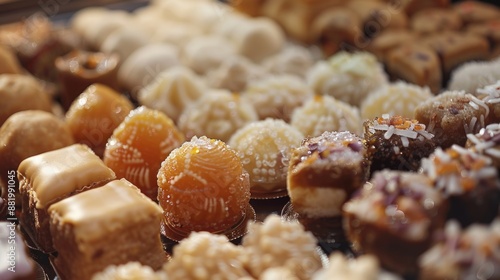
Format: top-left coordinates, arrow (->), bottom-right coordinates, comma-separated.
205,55 -> 264,93
262,44 -> 314,79
104,107 -> 185,201
92,262 -> 167,280
343,170 -> 448,276
48,179 -> 167,280
228,119 -> 304,198
18,144 -> 116,253
307,51 -> 388,107
242,214 -> 322,280
421,145 -> 500,227
178,89 -> 258,143
138,66 -> 206,123
360,81 -> 433,120
65,83 -> 134,157
448,59 -> 500,94
466,123 -> 500,170
164,231 -> 251,280
313,253 -> 401,280
364,115 -> 436,174
157,136 -> 251,239
242,74 -> 313,122
414,90 -> 489,148
291,95 -> 362,138
419,219 -> 500,280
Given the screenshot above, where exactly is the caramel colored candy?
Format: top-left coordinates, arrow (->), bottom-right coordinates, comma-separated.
104,106 -> 185,200
66,84 -> 134,157
157,136 -> 250,235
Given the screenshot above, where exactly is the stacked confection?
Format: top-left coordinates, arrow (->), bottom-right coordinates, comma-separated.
1,0 -> 500,279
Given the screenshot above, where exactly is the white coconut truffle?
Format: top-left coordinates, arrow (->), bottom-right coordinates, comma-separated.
307,51 -> 388,107
448,59 -> 500,94
118,44 -> 180,94
291,95 -> 363,137
92,262 -> 167,280
138,65 -> 206,122
242,74 -> 313,122
100,26 -> 149,62
228,119 -> 304,195
163,231 -> 251,280
183,36 -> 237,75
151,22 -> 203,48
313,253 -> 381,280
205,55 -> 264,93
242,215 -> 322,280
178,89 -> 258,142
263,44 -> 315,79
360,81 -> 434,120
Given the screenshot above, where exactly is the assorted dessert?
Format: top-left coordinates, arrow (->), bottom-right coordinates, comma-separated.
0,0 -> 500,279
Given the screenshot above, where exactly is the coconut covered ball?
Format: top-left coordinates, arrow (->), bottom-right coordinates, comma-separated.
242,74 -> 313,122
307,51 -> 388,107
263,44 -> 315,79
290,95 -> 363,137
448,59 -> 500,94
92,262 -> 167,280
360,81 -> 433,120
242,215 -> 322,280
164,231 -> 251,280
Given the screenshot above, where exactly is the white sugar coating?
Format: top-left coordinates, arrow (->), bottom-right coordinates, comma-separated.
263,44 -> 315,79
242,74 -> 313,122
242,215 -> 322,280
150,21 -> 204,48
205,55 -> 265,93
138,65 -> 206,122
118,43 -> 181,94
177,89 -> 258,142
164,232 -> 251,280
228,119 -> 304,192
183,36 -> 238,75
290,95 -> 363,137
307,51 -> 388,107
419,219 -> 500,280
313,253 -> 381,280
448,59 -> 500,94
361,81 -> 433,120
92,262 -> 167,280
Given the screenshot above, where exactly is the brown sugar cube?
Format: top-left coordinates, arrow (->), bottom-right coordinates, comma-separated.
367,29 -> 419,63
385,43 -> 442,94
414,90 -> 488,149
410,8 -> 462,35
17,144 -> 115,253
48,179 -> 166,280
422,32 -> 489,79
453,0 -> 500,25
311,8 -> 363,57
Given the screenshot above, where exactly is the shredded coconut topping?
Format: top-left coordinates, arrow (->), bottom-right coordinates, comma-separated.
372,115 -> 434,142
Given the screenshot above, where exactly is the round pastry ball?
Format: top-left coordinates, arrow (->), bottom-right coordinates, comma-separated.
157,136 -> 251,234
241,74 -> 313,122
0,45 -> 22,75
307,51 -> 388,107
228,118 -> 304,196
100,26 -> 149,62
138,66 -> 206,123
0,110 -> 74,178
448,59 -> 500,94
205,55 -> 264,93
118,43 -> 180,94
104,106 -> 185,201
183,36 -> 237,75
290,95 -> 363,137
178,89 -> 258,143
0,74 -> 52,126
262,44 -> 315,79
360,81 -> 434,120
65,84 -> 134,157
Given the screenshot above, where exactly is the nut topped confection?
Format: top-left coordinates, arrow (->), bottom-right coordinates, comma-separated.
421,145 -> 500,226
228,118 -> 304,198
157,136 -> 251,240
104,106 -> 185,201
364,115 -> 436,173
343,170 -> 448,276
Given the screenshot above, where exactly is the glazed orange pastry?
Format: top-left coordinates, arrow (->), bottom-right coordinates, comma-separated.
157,136 -> 251,240
66,83 -> 134,157
104,106 -> 185,200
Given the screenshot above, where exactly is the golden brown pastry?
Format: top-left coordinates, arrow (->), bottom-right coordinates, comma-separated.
0,45 -> 23,75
